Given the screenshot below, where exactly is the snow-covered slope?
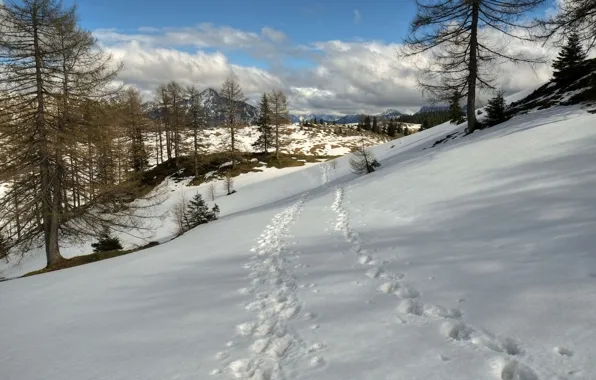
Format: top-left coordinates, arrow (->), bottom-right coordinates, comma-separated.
2,96 -> 596,380
200,124 -> 391,157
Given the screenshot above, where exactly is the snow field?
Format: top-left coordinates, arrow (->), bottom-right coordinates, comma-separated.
2,94 -> 596,380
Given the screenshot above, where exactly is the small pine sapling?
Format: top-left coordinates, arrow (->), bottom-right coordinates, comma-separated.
91,227 -> 123,253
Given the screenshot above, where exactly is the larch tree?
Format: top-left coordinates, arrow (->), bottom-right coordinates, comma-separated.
186,85 -> 205,178
268,90 -> 288,160
535,0 -> 596,51
166,81 -> 185,167
403,0 -> 545,133
349,141 -> 381,175
121,87 -> 149,173
220,76 -> 245,169
252,93 -> 273,154
0,0 -> 146,267
155,84 -> 171,162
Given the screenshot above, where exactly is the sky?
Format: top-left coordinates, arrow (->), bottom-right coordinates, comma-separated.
67,0 -> 561,115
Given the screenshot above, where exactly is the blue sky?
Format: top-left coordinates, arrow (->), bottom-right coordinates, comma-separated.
74,0 -> 417,47
68,0 -> 560,114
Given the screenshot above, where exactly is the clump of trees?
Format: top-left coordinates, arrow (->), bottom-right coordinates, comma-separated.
349,142 -> 381,175
173,193 -> 219,235
0,0 -> 159,267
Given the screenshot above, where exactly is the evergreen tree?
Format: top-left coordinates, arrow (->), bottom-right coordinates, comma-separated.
484,90 -> 509,127
252,93 -> 273,154
552,32 -> 587,85
387,120 -> 397,137
183,193 -> 217,231
372,116 -> 379,133
420,119 -> 430,131
91,227 -> 123,253
403,127 -> 410,136
363,116 -> 372,131
449,92 -> 466,125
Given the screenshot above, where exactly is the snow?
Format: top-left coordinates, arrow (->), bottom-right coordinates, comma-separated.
2,95 -> 596,380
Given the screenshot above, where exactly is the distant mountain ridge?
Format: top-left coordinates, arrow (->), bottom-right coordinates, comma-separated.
145,88 -> 258,124
292,109 -> 404,125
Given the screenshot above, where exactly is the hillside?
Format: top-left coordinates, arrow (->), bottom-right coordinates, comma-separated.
199,123 -> 393,157
2,87 -> 596,380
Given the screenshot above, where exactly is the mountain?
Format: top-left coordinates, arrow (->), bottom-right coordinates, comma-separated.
334,109 -> 403,124
289,114 -> 341,123
335,114 -> 365,124
377,109 -> 403,118
199,88 -> 258,124
416,105 -> 449,114
144,88 -> 258,124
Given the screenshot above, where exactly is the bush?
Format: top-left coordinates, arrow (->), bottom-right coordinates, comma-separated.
91,227 -> 123,253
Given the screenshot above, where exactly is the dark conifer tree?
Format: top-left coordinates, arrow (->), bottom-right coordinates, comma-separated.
252,93 -> 273,153
387,120 -> 397,137
363,116 -> 372,131
372,116 -> 379,133
484,90 -> 509,127
449,92 -> 466,125
91,227 -> 123,253
183,193 -> 217,231
552,32 -> 588,84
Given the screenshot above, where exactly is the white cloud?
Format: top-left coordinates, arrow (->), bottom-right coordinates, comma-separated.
96,24 -> 558,114
261,27 -> 286,43
353,9 -> 361,25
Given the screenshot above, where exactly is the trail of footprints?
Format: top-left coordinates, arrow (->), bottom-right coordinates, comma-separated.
211,169 -> 331,379
331,185 -> 579,380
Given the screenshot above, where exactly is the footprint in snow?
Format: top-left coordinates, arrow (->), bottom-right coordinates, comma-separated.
554,346 -> 574,357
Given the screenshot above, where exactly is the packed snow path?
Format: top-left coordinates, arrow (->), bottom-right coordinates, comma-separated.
330,185 -> 549,380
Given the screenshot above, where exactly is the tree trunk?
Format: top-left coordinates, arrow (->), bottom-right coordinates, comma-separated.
467,1 -> 480,133
231,116 -> 236,169
33,16 -> 62,266
193,125 -> 199,178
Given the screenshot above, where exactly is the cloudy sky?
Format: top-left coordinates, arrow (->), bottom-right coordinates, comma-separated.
68,0 -> 562,115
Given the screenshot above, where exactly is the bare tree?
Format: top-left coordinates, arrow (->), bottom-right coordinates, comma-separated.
0,0 -> 154,267
186,85 -> 204,178
329,159 -> 339,170
155,84 -> 171,161
223,172 -> 235,195
269,90 -> 289,159
166,81 -> 185,167
349,141 -> 380,175
535,0 -> 596,50
403,0 -> 546,133
121,88 -> 149,173
220,76 -> 246,169
171,192 -> 188,236
208,182 -> 216,201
